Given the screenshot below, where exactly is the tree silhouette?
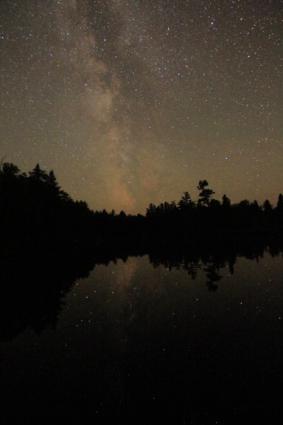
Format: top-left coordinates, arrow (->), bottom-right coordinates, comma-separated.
263,200 -> 272,214
146,203 -> 157,217
197,180 -> 215,207
222,194 -> 231,208
0,161 -> 282,257
277,194 -> 283,212
178,192 -> 193,211
29,163 -> 48,182
1,162 -> 20,177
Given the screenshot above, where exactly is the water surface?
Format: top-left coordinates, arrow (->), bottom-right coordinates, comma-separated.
1,252 -> 282,424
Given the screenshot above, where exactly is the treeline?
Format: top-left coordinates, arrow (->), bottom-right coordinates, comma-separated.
0,162 -> 145,254
1,163 -> 283,255
146,179 -> 283,236
0,162 -> 95,253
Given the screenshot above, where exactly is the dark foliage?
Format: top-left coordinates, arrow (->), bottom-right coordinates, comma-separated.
0,162 -> 282,257
0,162 -> 96,255
145,180 -> 283,240
1,163 -> 282,425
1,232 -> 282,341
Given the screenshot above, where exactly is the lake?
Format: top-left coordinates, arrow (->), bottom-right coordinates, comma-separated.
1,251 -> 282,424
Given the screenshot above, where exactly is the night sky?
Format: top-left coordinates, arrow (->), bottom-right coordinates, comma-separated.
0,0 -> 282,213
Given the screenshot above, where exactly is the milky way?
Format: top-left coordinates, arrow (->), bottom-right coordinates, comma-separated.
0,0 -> 282,212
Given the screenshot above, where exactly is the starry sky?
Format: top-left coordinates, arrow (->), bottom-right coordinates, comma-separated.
0,0 -> 282,213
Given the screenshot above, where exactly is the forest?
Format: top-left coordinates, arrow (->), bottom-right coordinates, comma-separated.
0,162 -> 283,257
1,161 -> 283,339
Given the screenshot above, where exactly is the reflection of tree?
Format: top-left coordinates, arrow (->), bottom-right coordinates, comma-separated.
204,263 -> 222,291
147,237 -> 282,291
185,261 -> 200,280
0,253 -> 95,341
0,236 -> 282,341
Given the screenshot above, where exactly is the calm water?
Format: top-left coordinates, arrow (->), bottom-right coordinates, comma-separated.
1,252 -> 282,424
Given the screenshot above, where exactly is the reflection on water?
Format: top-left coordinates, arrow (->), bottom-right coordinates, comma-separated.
1,249 -> 282,424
